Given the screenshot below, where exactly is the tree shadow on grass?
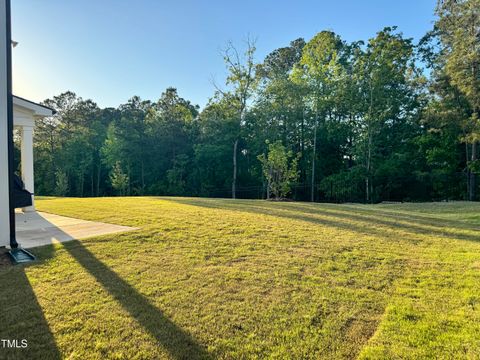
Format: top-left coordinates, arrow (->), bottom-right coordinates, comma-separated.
0,251 -> 61,360
3,210 -> 210,360
259,202 -> 480,242
166,198 -> 480,243
60,240 -> 211,359
285,202 -> 480,231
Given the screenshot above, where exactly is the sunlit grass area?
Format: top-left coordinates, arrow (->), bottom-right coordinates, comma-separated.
1,197 -> 480,359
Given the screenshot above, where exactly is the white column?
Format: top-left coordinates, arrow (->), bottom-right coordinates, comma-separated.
21,125 -> 35,211
0,0 -> 9,247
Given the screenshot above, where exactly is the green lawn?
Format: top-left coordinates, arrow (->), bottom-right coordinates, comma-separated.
1,198 -> 480,359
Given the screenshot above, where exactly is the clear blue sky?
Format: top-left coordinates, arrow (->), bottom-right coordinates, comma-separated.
12,0 -> 436,109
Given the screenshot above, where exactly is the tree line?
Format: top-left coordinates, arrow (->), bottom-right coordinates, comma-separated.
22,0 -> 480,202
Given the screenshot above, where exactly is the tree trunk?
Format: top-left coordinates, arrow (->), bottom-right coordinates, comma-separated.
366,134 -> 372,203
267,176 -> 271,200
127,165 -> 131,196
232,139 -> 238,199
79,171 -> 84,197
50,133 -> 56,192
469,141 -> 477,201
301,106 -> 305,183
366,79 -> 374,203
141,159 -> 145,195
91,166 -> 94,197
465,141 -> 470,199
311,120 -> 317,202
348,113 -> 354,168
96,163 -> 101,196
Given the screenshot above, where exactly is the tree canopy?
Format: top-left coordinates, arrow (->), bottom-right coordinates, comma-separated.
24,0 -> 479,202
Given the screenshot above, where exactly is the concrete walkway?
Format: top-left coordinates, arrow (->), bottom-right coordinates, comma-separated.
15,211 -> 137,249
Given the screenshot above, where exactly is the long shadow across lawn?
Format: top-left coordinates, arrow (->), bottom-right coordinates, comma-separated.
3,211 -> 210,360
0,251 -> 61,360
167,198 -> 480,243
338,204 -> 480,229
265,202 -> 480,241
284,202 -> 480,230
61,240 -> 211,359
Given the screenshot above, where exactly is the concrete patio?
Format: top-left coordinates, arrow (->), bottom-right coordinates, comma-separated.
15,211 -> 137,248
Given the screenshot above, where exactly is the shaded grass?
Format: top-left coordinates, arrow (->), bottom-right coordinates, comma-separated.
1,197 -> 480,359
62,240 -> 210,359
0,260 -> 61,360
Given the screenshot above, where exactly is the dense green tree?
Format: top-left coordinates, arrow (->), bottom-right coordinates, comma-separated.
29,1 -> 479,202
217,38 -> 258,198
110,162 -> 129,196
292,31 -> 348,201
147,88 -> 198,195
258,141 -> 299,200
36,92 -> 104,197
195,94 -> 240,197
353,27 -> 419,201
434,0 -> 480,200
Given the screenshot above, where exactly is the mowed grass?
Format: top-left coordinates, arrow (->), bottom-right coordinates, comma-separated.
1,198 -> 480,359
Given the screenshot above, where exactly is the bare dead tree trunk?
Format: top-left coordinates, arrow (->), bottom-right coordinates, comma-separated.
232,139 -> 238,199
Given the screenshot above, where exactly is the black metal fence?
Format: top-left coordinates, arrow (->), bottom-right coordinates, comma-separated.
198,172 -> 476,203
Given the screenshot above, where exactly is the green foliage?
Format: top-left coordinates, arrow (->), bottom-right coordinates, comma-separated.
54,170 -> 69,196
436,0 -> 480,112
468,159 -> 480,174
166,154 -> 190,195
258,141 -> 300,199
431,0 -> 480,199
319,167 -> 366,202
31,1 -> 479,201
110,162 -> 129,196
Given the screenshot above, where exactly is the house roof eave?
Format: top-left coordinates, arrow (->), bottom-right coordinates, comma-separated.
13,95 -> 56,117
